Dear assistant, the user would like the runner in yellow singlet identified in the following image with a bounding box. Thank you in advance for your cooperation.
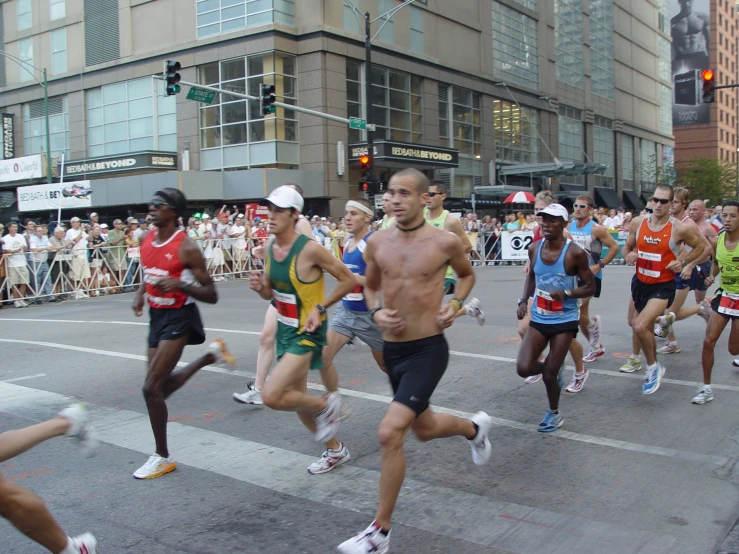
[424,181,485,325]
[380,191,394,229]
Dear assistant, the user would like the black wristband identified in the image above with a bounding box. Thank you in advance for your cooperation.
[369,307,383,321]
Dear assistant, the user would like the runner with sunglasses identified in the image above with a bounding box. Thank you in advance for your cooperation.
[132,188,235,479]
[424,181,485,324]
[566,196,621,393]
[621,185,709,393]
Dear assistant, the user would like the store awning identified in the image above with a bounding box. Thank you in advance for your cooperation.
[498,161,609,178]
[594,187,622,209]
[474,185,533,197]
[622,190,643,210]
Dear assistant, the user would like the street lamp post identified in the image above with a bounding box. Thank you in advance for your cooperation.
[0,51,53,183]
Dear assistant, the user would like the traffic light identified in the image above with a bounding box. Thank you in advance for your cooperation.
[260,84,276,115]
[359,154,372,192]
[164,60,181,96]
[702,69,715,103]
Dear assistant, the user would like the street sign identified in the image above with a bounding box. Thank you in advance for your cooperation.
[374,195,384,210]
[349,117,367,130]
[186,87,217,104]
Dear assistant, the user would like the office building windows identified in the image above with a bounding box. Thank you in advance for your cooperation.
[196,0,294,38]
[492,1,539,90]
[493,99,539,164]
[51,29,67,74]
[511,0,536,9]
[593,117,614,186]
[410,6,424,53]
[24,96,69,161]
[555,0,584,88]
[558,106,583,162]
[17,0,31,31]
[50,0,65,21]
[658,36,671,82]
[199,52,297,169]
[590,0,614,99]
[640,138,657,191]
[370,65,422,143]
[376,0,394,44]
[86,77,177,157]
[660,85,672,136]
[622,135,635,187]
[439,84,482,197]
[343,0,362,35]
[18,38,33,83]
[346,59,363,144]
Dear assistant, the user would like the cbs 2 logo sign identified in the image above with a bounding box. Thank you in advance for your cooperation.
[509,234,533,251]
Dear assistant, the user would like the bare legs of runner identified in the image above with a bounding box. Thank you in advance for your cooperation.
[0,406,98,554]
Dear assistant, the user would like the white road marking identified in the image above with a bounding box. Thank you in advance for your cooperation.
[1,373,47,383]
[0,380,677,554]
[0,337,728,467]
[2,317,738,392]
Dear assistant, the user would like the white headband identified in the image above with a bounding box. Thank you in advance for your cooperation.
[346,200,374,216]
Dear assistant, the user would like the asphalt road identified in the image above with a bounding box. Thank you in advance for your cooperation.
[1,265,738,554]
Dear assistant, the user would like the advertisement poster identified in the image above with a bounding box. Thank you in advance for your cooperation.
[501,231,535,261]
[671,0,710,126]
[17,181,92,212]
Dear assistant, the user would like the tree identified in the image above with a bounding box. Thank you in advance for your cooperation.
[674,157,739,205]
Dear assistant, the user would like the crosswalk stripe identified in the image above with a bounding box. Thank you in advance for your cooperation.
[0,380,677,554]
[0,337,729,467]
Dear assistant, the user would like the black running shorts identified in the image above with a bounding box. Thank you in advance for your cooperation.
[383,334,449,416]
[712,291,739,321]
[529,320,579,338]
[631,275,676,313]
[148,303,206,348]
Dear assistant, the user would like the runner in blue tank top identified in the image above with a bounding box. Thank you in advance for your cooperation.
[566,195,621,392]
[516,204,595,432]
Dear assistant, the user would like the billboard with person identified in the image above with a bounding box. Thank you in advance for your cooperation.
[671,0,710,126]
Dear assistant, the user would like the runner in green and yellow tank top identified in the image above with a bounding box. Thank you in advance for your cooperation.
[250,185,359,455]
[696,201,739,405]
[380,190,394,229]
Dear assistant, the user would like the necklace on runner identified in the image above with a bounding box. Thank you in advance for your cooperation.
[397,220,426,233]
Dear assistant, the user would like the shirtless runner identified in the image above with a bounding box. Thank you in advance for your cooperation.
[337,169,492,554]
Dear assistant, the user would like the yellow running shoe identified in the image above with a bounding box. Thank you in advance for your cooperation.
[133,454,177,479]
[209,339,236,368]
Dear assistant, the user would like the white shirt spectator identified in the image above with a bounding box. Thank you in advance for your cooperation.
[602,216,617,229]
[29,234,50,264]
[229,223,247,250]
[65,228,88,258]
[1,233,27,267]
[133,227,145,242]
[216,221,231,249]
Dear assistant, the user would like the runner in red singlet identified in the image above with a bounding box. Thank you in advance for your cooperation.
[622,184,708,394]
[132,188,235,480]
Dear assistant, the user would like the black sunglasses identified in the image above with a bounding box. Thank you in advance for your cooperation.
[649,197,670,205]
[150,199,173,209]
[428,192,443,197]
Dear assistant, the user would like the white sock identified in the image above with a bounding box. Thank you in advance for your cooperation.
[647,362,660,371]
[60,538,77,554]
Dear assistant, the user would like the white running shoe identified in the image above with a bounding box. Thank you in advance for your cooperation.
[314,392,341,443]
[587,314,602,344]
[232,383,263,405]
[691,385,714,404]
[468,411,493,465]
[307,442,350,475]
[14,300,25,308]
[698,299,711,323]
[619,356,642,373]
[656,313,675,338]
[207,339,236,368]
[582,343,605,362]
[133,454,177,480]
[68,532,99,554]
[733,359,739,368]
[337,521,390,554]
[524,374,542,384]
[657,341,680,354]
[58,404,99,457]
[565,369,589,393]
[465,298,485,326]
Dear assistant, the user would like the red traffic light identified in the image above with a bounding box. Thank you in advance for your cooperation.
[702,69,714,81]
[359,155,370,165]
[361,182,369,192]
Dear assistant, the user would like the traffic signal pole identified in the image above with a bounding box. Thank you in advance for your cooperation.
[364,11,375,187]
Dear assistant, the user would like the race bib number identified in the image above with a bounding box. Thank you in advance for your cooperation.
[343,283,364,302]
[637,250,662,278]
[718,292,739,317]
[535,289,563,316]
[273,291,299,327]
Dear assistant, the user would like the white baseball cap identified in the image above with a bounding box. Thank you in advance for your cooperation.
[260,185,304,212]
[536,204,568,221]
[202,213,210,219]
[70,216,80,222]
[90,212,98,218]
[100,223,109,228]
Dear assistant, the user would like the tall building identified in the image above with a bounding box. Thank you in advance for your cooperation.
[0,0,674,216]
[672,0,738,166]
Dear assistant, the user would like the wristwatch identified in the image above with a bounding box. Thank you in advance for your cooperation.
[598,260,605,269]
[564,289,572,297]
[316,304,327,315]
[681,259,687,268]
[516,297,527,306]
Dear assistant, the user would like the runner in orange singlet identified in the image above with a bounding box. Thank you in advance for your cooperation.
[622,184,708,394]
